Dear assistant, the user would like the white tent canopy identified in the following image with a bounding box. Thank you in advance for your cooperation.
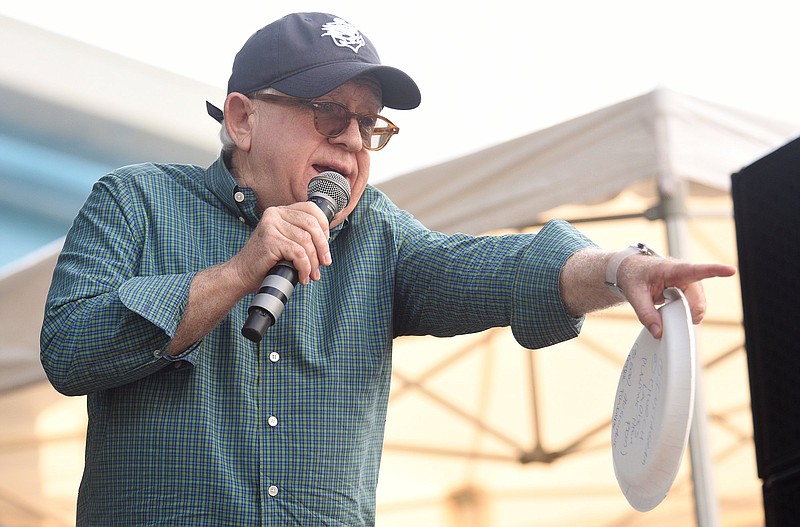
[0,239,62,394]
[377,88,797,235]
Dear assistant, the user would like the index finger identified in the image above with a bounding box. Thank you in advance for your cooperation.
[664,262,737,286]
[627,261,736,338]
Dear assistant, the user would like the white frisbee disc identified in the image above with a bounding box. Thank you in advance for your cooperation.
[611,287,696,512]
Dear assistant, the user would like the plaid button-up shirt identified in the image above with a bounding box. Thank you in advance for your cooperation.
[41,157,592,526]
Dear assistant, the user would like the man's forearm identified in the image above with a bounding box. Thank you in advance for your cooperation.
[166,262,251,356]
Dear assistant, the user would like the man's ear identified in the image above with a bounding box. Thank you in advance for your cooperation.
[224,93,254,152]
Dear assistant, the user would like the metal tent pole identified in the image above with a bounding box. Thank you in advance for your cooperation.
[660,180,720,527]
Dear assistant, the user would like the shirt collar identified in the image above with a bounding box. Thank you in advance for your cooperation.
[203,156,260,228]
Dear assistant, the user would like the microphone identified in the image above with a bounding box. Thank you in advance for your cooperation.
[241,171,351,343]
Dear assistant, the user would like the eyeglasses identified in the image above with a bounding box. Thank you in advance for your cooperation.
[251,93,399,151]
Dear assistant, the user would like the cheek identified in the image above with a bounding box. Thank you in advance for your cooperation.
[353,151,370,190]
[348,156,370,207]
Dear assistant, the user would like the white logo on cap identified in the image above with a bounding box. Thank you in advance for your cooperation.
[321,17,365,53]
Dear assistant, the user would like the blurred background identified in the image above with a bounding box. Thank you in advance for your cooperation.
[2,1,799,525]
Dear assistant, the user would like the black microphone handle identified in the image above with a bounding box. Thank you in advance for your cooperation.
[308,194,337,223]
[241,260,298,342]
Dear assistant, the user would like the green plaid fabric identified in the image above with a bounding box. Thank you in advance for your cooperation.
[41,158,594,526]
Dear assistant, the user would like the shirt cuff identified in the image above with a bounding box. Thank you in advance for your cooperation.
[154,340,200,370]
[511,219,596,349]
[118,273,195,337]
[118,272,201,367]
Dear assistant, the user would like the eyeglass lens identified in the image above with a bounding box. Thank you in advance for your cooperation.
[312,102,392,150]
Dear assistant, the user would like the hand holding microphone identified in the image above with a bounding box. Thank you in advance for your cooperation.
[241,171,351,342]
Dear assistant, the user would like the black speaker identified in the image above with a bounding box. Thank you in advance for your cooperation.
[732,134,800,524]
[763,466,800,526]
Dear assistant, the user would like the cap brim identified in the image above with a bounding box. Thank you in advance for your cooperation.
[271,62,421,110]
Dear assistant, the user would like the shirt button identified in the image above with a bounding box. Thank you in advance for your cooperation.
[153,349,163,358]
[268,485,279,497]
[234,191,245,203]
[269,351,280,363]
[268,415,278,427]
[238,216,246,223]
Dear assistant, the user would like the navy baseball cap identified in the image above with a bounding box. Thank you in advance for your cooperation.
[207,12,421,122]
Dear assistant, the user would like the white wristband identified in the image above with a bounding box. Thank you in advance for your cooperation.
[604,243,658,299]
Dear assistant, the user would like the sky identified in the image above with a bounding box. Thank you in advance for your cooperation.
[1,0,799,182]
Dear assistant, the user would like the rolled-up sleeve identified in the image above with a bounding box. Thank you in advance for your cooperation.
[40,173,197,396]
[393,210,596,347]
[510,219,595,349]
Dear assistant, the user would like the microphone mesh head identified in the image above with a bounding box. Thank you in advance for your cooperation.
[308,171,351,213]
